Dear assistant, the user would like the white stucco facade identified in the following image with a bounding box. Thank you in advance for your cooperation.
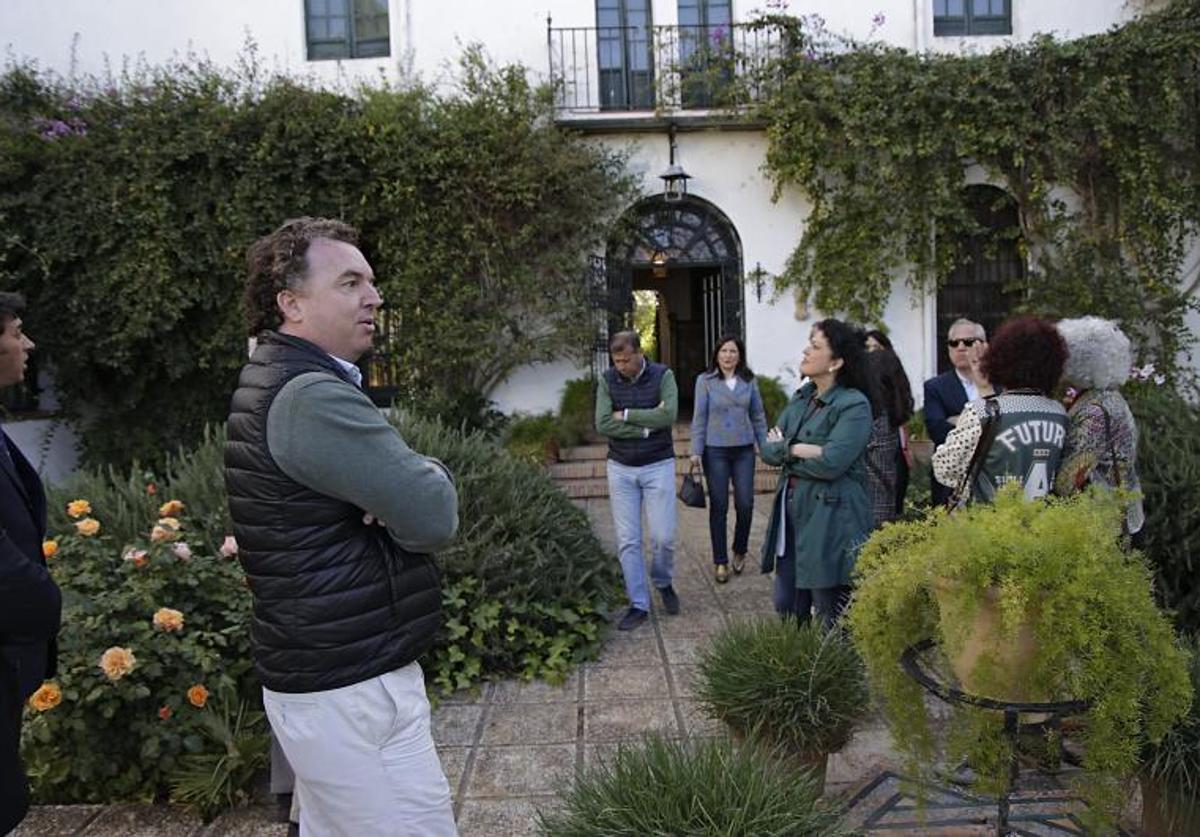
[1,0,1188,459]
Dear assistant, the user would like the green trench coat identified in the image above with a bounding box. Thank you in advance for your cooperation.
[759,382,873,590]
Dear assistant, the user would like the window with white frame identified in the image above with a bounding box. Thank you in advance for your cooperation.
[305,0,390,60]
[934,0,1011,36]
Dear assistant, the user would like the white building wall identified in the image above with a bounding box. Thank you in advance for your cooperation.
[3,1,1140,86]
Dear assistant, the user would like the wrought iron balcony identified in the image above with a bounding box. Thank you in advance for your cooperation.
[547,21,783,116]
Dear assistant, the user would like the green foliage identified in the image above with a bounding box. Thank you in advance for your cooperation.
[47,423,232,550]
[536,735,848,837]
[905,408,928,442]
[1127,378,1200,634]
[557,375,596,447]
[1143,635,1200,798]
[847,485,1194,828]
[0,49,636,468]
[24,500,254,803]
[756,374,789,425]
[503,412,562,464]
[388,408,619,696]
[168,691,270,822]
[753,1,1200,367]
[696,619,868,756]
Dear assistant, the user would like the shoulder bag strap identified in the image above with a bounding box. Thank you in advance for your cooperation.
[1096,401,1121,487]
[947,396,1002,511]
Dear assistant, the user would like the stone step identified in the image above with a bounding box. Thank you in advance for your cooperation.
[552,470,778,499]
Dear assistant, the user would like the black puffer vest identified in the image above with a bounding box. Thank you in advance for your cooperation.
[225,332,441,693]
[605,361,675,467]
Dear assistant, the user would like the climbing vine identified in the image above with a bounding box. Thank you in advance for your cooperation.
[753,0,1200,367]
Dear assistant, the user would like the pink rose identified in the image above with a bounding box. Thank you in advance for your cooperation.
[219,535,238,558]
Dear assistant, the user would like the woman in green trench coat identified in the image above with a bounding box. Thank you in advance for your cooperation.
[760,319,873,625]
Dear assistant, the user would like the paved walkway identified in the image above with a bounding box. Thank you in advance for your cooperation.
[16,501,901,836]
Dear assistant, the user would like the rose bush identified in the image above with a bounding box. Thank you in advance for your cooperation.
[22,499,257,803]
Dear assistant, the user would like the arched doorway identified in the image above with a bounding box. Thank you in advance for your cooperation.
[594,195,743,415]
[936,185,1024,374]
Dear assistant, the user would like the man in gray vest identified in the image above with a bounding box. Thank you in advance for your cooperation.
[595,331,681,631]
[225,218,459,836]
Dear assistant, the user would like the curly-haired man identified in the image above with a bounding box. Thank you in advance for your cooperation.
[225,218,459,836]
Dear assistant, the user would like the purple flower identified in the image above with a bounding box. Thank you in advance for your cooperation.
[872,12,886,27]
[709,25,727,43]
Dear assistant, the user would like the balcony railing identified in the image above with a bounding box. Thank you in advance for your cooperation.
[547,21,784,116]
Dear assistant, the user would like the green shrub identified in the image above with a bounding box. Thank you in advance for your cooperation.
[557,376,595,447]
[696,620,868,756]
[168,691,270,822]
[848,485,1193,828]
[24,498,255,803]
[0,52,635,469]
[756,374,789,426]
[1143,635,1200,805]
[536,735,848,837]
[905,408,928,441]
[47,423,233,551]
[503,412,561,464]
[388,408,621,694]
[1128,378,1200,634]
[29,414,619,804]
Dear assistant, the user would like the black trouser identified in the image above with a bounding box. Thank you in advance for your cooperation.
[702,444,756,564]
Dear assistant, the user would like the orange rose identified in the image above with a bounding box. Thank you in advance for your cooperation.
[42,540,58,559]
[150,525,176,543]
[158,499,185,517]
[74,518,101,537]
[66,499,92,518]
[158,705,172,721]
[152,607,184,632]
[187,684,209,708]
[98,646,137,681]
[28,682,62,712]
[122,548,148,566]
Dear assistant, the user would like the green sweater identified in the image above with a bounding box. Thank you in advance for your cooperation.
[266,372,458,554]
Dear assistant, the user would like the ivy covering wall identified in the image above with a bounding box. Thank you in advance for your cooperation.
[0,51,636,467]
[755,0,1200,366]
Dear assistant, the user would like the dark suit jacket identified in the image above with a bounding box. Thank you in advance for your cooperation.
[923,370,969,506]
[0,428,61,833]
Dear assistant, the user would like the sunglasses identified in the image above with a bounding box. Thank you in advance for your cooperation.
[946,338,980,348]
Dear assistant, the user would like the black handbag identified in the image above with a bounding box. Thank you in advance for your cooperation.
[678,463,706,508]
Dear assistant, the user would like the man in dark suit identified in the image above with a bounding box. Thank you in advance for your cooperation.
[923,318,989,506]
[0,292,61,834]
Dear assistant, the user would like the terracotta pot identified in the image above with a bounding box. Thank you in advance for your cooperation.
[932,577,1044,704]
[909,439,934,464]
[1140,774,1200,837]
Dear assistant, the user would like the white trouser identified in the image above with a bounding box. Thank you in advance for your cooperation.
[262,662,457,836]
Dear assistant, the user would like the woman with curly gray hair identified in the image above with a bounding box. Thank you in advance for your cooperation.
[1053,316,1144,538]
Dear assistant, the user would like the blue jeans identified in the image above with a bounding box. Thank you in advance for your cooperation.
[607,458,678,612]
[702,444,755,564]
[772,503,848,627]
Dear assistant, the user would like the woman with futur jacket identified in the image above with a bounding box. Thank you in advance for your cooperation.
[760,319,873,626]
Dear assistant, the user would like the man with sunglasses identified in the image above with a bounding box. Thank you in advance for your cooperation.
[923,319,992,506]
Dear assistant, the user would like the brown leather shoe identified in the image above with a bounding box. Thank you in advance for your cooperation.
[715,563,730,584]
[732,553,746,574]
